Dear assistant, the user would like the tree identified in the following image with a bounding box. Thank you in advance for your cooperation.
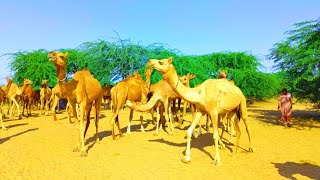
[269,18,320,105]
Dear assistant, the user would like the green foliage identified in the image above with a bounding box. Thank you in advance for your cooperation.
[7,49,57,89]
[269,18,320,104]
[7,37,283,100]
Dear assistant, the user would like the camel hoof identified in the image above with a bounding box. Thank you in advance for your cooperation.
[219,144,226,149]
[249,147,256,153]
[80,151,88,157]
[181,157,191,164]
[212,160,221,166]
[126,131,132,134]
[73,147,80,152]
[18,115,22,120]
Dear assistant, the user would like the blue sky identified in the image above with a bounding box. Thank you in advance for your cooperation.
[1,0,319,85]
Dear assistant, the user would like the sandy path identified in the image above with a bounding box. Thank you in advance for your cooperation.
[1,100,319,180]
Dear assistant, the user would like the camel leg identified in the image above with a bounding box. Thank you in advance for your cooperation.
[150,108,156,125]
[209,111,221,166]
[51,96,59,121]
[40,97,44,115]
[115,116,123,137]
[109,112,117,140]
[84,102,93,140]
[78,103,87,157]
[28,98,32,116]
[140,112,145,133]
[233,115,241,154]
[0,108,6,130]
[242,117,255,152]
[154,107,161,135]
[10,97,21,120]
[181,111,203,163]
[163,100,173,134]
[126,109,134,134]
[94,100,101,143]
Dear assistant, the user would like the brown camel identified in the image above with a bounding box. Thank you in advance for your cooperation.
[102,85,113,110]
[21,83,36,117]
[6,79,32,119]
[48,51,103,157]
[145,57,255,166]
[109,70,151,139]
[40,80,52,116]
[0,88,7,130]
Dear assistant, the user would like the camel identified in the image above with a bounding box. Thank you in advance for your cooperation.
[127,74,195,135]
[0,88,7,130]
[102,85,113,110]
[21,83,36,117]
[173,73,196,125]
[40,80,52,116]
[6,78,32,119]
[109,70,151,139]
[48,51,103,157]
[144,57,255,166]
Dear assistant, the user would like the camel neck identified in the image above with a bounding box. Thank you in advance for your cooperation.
[18,83,28,95]
[163,66,200,104]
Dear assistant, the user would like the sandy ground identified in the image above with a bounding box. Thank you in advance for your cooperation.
[1,99,320,180]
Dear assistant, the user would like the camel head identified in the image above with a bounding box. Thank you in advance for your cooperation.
[218,70,227,79]
[179,73,196,86]
[41,80,48,85]
[5,76,13,84]
[23,79,32,86]
[146,57,173,74]
[48,51,68,81]
[48,51,68,68]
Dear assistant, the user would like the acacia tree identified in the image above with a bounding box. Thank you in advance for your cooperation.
[269,18,320,105]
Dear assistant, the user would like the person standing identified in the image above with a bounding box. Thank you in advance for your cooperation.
[278,88,292,127]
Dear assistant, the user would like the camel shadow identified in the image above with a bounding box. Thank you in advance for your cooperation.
[272,161,320,180]
[0,128,39,144]
[250,109,320,130]
[6,123,28,129]
[149,133,215,161]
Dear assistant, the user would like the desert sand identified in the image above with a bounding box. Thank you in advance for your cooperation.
[1,99,319,180]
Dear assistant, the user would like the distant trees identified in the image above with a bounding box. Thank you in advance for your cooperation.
[269,18,320,105]
[7,37,283,100]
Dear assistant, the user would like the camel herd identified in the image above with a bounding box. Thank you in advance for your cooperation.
[0,51,255,166]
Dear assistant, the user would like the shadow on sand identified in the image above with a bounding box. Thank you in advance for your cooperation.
[0,128,39,144]
[250,109,320,130]
[149,133,216,161]
[272,161,320,180]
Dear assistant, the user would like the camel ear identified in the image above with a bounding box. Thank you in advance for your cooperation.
[167,57,173,64]
[64,52,68,58]
[190,74,196,79]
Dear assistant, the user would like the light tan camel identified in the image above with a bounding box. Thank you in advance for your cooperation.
[40,80,52,116]
[145,57,255,166]
[109,70,151,139]
[126,74,193,135]
[48,51,103,157]
[174,73,196,126]
[6,79,32,119]
[0,88,7,130]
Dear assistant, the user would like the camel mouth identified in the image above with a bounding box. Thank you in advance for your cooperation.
[48,57,56,61]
